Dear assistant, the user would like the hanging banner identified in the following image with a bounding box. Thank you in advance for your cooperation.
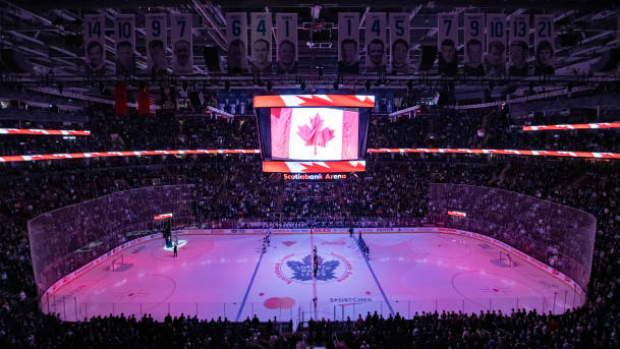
[250,13,272,74]
[338,12,360,74]
[365,13,387,73]
[145,14,168,76]
[84,14,106,75]
[389,13,410,74]
[486,14,507,76]
[534,14,555,75]
[464,13,484,76]
[171,13,193,74]
[509,14,530,76]
[114,14,135,75]
[275,13,297,74]
[226,12,248,74]
[437,13,458,75]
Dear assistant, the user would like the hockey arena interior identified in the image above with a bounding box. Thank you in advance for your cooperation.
[1,0,620,348]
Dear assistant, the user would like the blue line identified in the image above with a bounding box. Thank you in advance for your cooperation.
[356,239,395,316]
[235,250,265,322]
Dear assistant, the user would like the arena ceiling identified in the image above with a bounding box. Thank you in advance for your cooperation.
[0,0,619,106]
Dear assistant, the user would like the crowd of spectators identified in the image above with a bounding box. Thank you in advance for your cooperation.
[0,105,620,348]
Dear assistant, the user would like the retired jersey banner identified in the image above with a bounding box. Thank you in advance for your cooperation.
[437,13,458,75]
[389,13,410,74]
[145,14,168,75]
[250,13,272,74]
[84,14,106,75]
[114,14,135,75]
[464,13,484,76]
[486,14,507,76]
[365,13,387,73]
[275,13,297,74]
[338,12,360,74]
[226,12,248,74]
[276,13,297,74]
[171,13,193,74]
[509,14,530,76]
[534,14,555,75]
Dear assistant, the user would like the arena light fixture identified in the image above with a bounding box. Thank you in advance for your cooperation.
[522,121,620,131]
[366,148,620,159]
[0,128,91,136]
[2,147,620,163]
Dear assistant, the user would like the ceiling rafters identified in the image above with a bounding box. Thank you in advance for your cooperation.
[192,0,227,50]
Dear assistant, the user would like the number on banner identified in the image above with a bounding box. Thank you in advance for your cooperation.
[257,19,266,35]
[395,20,404,36]
[371,19,381,36]
[89,22,101,37]
[514,21,526,37]
[232,20,241,36]
[177,19,186,37]
[491,21,504,38]
[152,20,161,37]
[470,20,479,37]
[444,19,452,36]
[347,19,351,36]
[538,20,552,38]
[285,20,290,37]
[118,22,131,38]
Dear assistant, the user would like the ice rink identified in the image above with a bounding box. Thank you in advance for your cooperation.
[45,231,582,323]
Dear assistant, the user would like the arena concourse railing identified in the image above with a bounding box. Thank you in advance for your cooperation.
[428,183,597,295]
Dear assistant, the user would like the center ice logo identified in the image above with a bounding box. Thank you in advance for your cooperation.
[286,255,340,282]
[276,252,353,284]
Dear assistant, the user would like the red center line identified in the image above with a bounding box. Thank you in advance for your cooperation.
[310,231,318,320]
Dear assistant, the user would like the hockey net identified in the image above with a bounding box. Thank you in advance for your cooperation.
[111,255,124,271]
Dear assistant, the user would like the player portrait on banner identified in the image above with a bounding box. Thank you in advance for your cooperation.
[509,15,530,76]
[535,15,555,75]
[171,14,193,74]
[486,40,506,76]
[486,14,507,77]
[338,13,360,74]
[365,13,387,74]
[437,13,458,76]
[464,14,484,76]
[535,40,555,75]
[251,39,271,73]
[509,40,529,76]
[389,13,410,75]
[84,15,106,75]
[391,39,409,74]
[275,13,298,74]
[115,15,135,76]
[277,40,297,74]
[227,13,248,74]
[366,39,386,73]
[146,14,168,76]
[250,13,272,74]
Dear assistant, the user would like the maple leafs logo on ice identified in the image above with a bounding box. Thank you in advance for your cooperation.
[286,254,340,282]
[297,113,335,155]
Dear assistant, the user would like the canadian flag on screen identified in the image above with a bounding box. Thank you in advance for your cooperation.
[271,108,359,160]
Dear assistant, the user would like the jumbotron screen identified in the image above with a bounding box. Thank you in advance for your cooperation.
[255,95,374,173]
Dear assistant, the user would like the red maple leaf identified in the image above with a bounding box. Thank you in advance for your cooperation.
[297,113,335,155]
